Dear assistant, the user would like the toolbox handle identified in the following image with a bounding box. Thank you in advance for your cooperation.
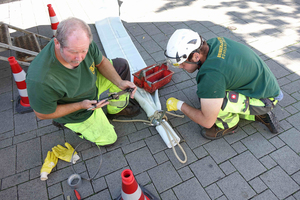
[138,64,158,79]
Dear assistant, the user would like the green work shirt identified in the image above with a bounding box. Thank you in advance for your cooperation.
[196,37,280,99]
[26,39,103,123]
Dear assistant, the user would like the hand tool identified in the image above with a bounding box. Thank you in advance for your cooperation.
[74,189,81,200]
[87,88,133,110]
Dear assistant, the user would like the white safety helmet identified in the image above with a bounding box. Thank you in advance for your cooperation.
[164,29,203,68]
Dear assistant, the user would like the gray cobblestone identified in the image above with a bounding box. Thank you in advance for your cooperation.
[122,140,146,154]
[105,168,126,199]
[0,187,17,200]
[173,177,210,200]
[0,92,13,112]
[177,166,193,181]
[85,189,111,200]
[48,183,62,199]
[260,166,300,199]
[249,177,268,194]
[0,137,12,149]
[161,189,178,200]
[17,138,41,173]
[18,178,48,200]
[251,189,278,200]
[153,151,169,164]
[231,141,247,154]
[219,161,236,175]
[2,0,300,199]
[126,147,157,174]
[0,109,14,134]
[127,128,152,143]
[270,146,300,175]
[13,130,36,144]
[1,170,29,189]
[292,171,300,185]
[217,172,255,200]
[91,177,107,193]
[231,151,266,181]
[205,183,223,200]
[135,171,151,186]
[241,133,276,158]
[145,134,168,154]
[148,161,181,193]
[203,138,237,164]
[279,128,300,153]
[259,155,278,169]
[14,112,37,135]
[224,127,248,144]
[190,156,225,187]
[193,146,208,159]
[269,136,286,149]
[177,121,208,149]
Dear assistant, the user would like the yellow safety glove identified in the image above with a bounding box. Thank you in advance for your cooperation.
[40,151,58,181]
[52,142,80,164]
[166,97,184,111]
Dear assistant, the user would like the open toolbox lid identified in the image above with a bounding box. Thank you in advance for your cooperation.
[133,63,174,93]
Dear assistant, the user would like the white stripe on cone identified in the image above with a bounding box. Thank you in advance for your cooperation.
[50,16,59,24]
[121,185,146,200]
[12,70,26,82]
[18,88,28,97]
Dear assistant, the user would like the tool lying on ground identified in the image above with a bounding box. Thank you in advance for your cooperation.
[87,88,134,110]
[74,190,81,200]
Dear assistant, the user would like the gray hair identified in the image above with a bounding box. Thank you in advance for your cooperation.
[55,17,93,48]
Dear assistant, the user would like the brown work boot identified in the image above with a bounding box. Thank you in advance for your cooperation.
[201,124,238,140]
[255,111,279,133]
[107,104,140,119]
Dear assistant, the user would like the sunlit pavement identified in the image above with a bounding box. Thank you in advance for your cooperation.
[1,0,300,199]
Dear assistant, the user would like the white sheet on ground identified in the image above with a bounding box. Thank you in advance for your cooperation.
[95,2,180,149]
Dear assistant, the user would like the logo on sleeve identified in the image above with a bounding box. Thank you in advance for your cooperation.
[89,62,95,74]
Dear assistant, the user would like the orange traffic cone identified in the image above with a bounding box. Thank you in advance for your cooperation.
[8,57,33,114]
[115,169,158,200]
[47,4,59,37]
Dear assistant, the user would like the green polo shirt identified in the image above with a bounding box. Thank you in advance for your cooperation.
[196,37,280,99]
[26,40,103,123]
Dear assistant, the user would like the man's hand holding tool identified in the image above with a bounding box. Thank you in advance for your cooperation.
[87,88,134,111]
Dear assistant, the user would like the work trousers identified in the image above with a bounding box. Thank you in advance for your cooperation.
[215,91,278,129]
[65,58,131,146]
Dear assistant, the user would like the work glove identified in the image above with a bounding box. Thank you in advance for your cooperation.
[40,151,58,181]
[52,142,80,164]
[166,97,184,111]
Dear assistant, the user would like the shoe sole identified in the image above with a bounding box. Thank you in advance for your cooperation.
[200,125,239,140]
[256,111,279,134]
[265,111,279,134]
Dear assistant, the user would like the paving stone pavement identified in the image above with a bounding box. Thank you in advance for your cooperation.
[0,0,300,199]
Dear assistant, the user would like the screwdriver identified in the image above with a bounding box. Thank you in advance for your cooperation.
[74,189,81,200]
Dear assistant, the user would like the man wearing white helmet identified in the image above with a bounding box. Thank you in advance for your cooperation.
[165,29,283,140]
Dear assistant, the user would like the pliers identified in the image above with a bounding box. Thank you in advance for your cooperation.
[87,88,134,111]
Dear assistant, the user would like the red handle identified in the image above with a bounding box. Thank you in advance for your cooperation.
[74,189,81,200]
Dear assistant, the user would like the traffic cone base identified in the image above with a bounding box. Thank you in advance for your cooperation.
[16,96,33,114]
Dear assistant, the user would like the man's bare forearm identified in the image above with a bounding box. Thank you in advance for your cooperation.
[34,102,83,120]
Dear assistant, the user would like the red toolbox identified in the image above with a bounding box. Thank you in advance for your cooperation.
[133,63,174,93]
